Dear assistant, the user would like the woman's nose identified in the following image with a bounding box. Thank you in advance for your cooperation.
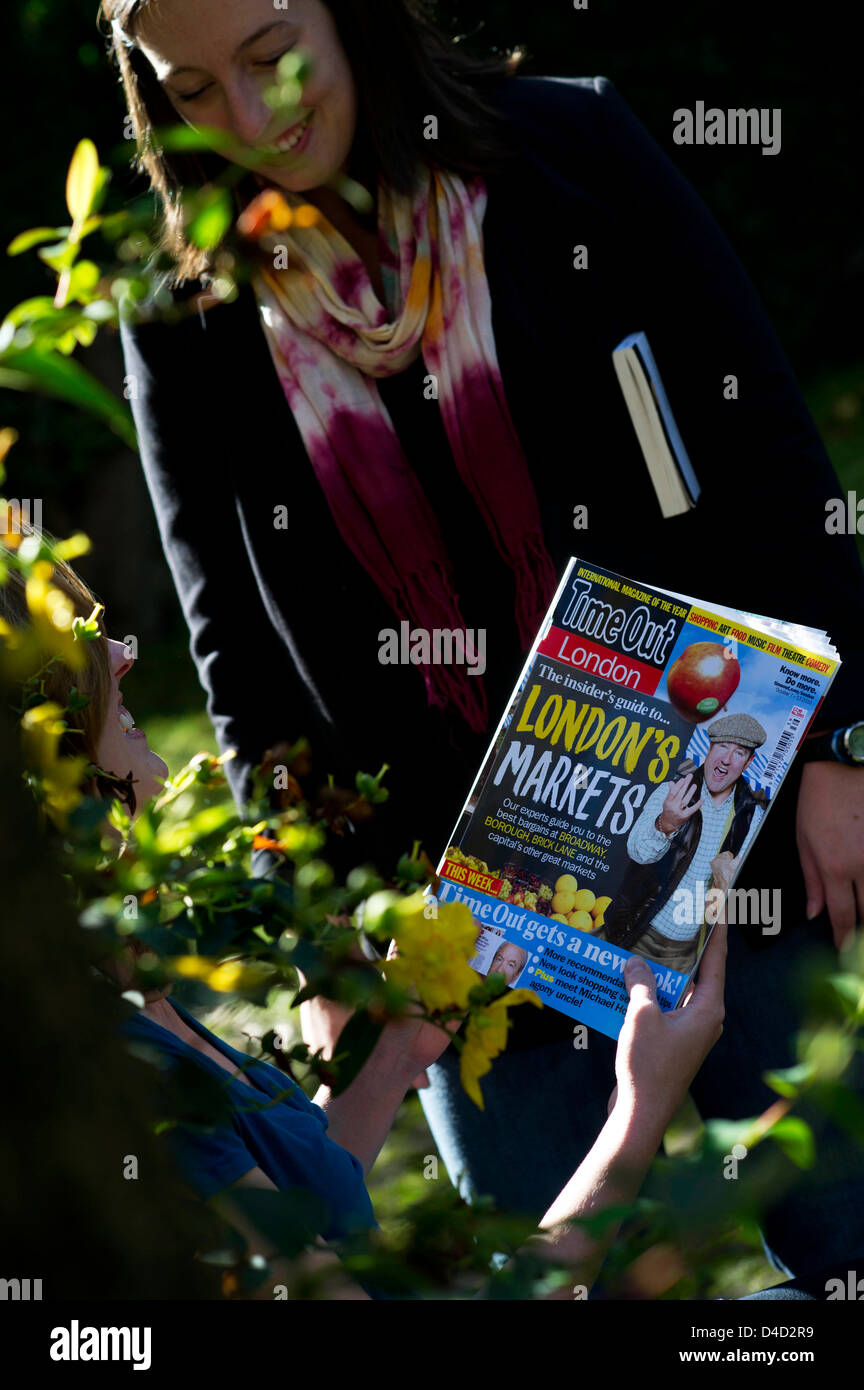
[107,637,135,681]
[223,75,276,147]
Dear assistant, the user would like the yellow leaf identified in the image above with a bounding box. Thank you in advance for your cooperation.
[66,140,100,228]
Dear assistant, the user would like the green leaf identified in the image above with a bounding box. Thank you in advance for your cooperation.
[328,1009,384,1097]
[0,345,137,449]
[7,227,65,257]
[223,1187,331,1260]
[66,139,100,227]
[67,260,101,301]
[763,1060,813,1098]
[153,123,237,154]
[156,801,238,854]
[37,240,78,273]
[702,1117,755,1156]
[2,297,58,329]
[827,972,864,1019]
[82,299,117,325]
[187,189,233,251]
[767,1116,815,1170]
[810,1080,864,1146]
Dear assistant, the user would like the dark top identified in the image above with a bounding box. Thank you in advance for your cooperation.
[120,75,864,1050]
[121,997,375,1237]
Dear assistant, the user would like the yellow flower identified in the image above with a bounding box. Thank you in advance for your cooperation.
[385,893,479,1012]
[25,562,85,670]
[170,957,272,993]
[459,988,543,1110]
[21,701,87,828]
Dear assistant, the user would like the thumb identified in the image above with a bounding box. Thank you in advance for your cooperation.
[623,954,658,1006]
[798,836,825,922]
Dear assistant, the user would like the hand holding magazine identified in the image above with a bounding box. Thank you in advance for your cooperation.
[435,557,840,1040]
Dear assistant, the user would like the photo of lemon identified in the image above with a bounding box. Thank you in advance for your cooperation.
[554,873,579,894]
[551,890,577,915]
[572,888,596,913]
[550,913,569,924]
[568,909,594,931]
[592,895,612,929]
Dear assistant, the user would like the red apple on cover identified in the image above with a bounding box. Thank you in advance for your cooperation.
[666,642,741,722]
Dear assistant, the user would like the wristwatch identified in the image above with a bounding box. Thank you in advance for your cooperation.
[801,721,864,765]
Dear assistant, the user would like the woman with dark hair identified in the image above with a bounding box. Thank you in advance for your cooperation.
[105,0,864,1283]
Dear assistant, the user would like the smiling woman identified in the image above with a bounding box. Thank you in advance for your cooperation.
[99,0,520,282]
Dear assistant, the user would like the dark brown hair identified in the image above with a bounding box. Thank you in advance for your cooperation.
[98,0,523,284]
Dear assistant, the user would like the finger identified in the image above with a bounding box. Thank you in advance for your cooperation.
[682,797,704,819]
[623,954,658,1008]
[797,836,825,923]
[411,1071,430,1089]
[673,775,693,802]
[692,920,728,1006]
[824,875,857,951]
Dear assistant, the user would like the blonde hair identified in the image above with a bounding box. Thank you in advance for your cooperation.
[0,526,137,809]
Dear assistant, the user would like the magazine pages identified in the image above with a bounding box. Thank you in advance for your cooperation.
[434,557,841,1039]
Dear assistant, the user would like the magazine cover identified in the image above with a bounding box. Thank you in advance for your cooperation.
[436,558,841,1039]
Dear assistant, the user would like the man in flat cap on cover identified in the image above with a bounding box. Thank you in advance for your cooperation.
[600,713,768,974]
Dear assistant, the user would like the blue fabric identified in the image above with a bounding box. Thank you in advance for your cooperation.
[121,999,375,1242]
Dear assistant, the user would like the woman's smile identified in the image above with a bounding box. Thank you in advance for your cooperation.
[262,109,314,157]
[118,696,146,741]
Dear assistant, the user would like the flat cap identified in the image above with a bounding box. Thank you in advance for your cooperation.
[707,712,767,749]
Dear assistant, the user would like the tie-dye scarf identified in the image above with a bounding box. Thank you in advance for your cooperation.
[245,168,557,733]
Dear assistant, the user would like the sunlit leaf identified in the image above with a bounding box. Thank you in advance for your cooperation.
[763,1060,813,1098]
[8,227,65,257]
[767,1115,815,1170]
[66,139,100,227]
[67,260,101,300]
[186,189,233,250]
[328,1009,384,1096]
[0,346,137,448]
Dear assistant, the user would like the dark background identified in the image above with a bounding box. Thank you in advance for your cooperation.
[3,0,863,732]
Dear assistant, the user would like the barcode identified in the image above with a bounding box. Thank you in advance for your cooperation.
[763,705,807,784]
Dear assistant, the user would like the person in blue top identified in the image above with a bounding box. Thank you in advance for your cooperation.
[3,529,734,1300]
[121,997,377,1237]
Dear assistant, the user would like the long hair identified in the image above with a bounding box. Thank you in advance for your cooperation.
[0,525,139,814]
[98,0,524,284]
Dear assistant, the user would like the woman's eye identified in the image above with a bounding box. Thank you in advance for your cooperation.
[257,48,295,68]
[176,85,211,103]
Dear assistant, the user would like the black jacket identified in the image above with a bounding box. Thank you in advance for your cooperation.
[120,75,864,1045]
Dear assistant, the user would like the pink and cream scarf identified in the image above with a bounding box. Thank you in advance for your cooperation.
[244,167,557,733]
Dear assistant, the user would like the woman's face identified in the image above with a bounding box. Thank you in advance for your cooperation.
[134,0,358,192]
[94,638,168,812]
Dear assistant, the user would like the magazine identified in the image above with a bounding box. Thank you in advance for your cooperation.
[435,557,841,1039]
